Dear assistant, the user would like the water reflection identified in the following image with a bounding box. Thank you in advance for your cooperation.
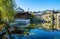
[2,29,60,39]
[28,29,60,39]
[11,29,60,39]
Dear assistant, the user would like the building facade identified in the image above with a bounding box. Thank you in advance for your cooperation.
[56,13,60,30]
[41,10,53,30]
[41,10,60,30]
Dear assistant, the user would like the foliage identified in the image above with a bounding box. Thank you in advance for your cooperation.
[0,0,16,22]
[27,24,36,29]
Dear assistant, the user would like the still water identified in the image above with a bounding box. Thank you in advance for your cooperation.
[12,29,60,39]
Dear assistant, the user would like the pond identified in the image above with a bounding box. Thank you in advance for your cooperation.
[11,29,60,39]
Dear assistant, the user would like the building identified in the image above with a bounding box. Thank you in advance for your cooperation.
[55,12,60,30]
[41,10,60,30]
[56,13,60,30]
[15,12,30,19]
[9,7,30,27]
[40,10,53,30]
[51,10,60,30]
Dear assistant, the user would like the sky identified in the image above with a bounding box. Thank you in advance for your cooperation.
[15,0,60,11]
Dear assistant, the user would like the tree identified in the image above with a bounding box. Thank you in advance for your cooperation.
[0,0,16,39]
[0,0,16,22]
